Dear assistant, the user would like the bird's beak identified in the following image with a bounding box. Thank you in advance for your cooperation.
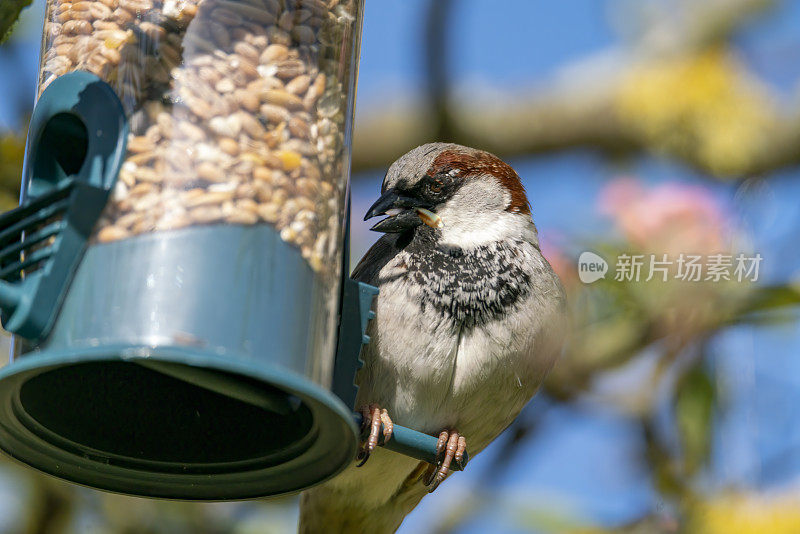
[364,189,440,233]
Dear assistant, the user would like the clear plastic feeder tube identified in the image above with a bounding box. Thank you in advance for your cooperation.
[39,0,361,275]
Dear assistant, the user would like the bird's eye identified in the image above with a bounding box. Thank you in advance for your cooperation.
[429,178,443,193]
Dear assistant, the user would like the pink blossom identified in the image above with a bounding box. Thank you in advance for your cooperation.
[599,177,728,255]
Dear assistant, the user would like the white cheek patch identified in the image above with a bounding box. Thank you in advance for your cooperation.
[440,212,522,247]
[434,178,537,247]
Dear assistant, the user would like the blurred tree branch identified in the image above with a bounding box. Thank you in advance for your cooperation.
[615,0,776,53]
[353,50,800,178]
[353,0,798,179]
[424,0,456,142]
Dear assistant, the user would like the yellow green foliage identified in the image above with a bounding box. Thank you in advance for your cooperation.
[0,0,32,43]
[617,48,773,177]
[689,493,800,534]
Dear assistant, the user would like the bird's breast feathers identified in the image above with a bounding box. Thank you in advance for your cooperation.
[355,234,564,447]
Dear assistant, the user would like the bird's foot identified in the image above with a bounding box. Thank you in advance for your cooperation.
[424,429,467,493]
[356,403,393,467]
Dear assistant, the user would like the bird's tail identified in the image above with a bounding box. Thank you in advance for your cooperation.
[298,462,432,534]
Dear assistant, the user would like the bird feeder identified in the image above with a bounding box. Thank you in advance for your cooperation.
[0,0,464,500]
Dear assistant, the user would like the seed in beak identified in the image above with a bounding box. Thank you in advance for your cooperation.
[415,208,442,228]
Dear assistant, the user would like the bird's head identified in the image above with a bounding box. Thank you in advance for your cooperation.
[365,143,536,248]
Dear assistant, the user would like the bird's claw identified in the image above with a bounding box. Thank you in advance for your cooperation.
[424,429,466,493]
[356,403,393,467]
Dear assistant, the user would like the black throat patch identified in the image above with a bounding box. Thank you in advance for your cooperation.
[398,227,533,328]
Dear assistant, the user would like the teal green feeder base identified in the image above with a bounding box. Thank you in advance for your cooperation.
[0,345,358,500]
[0,223,364,500]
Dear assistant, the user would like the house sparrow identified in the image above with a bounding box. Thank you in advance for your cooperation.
[299,143,566,533]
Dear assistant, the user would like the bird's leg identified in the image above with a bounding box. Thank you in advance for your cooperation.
[356,403,393,467]
[424,429,467,493]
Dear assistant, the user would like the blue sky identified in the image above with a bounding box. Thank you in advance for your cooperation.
[2,1,800,532]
